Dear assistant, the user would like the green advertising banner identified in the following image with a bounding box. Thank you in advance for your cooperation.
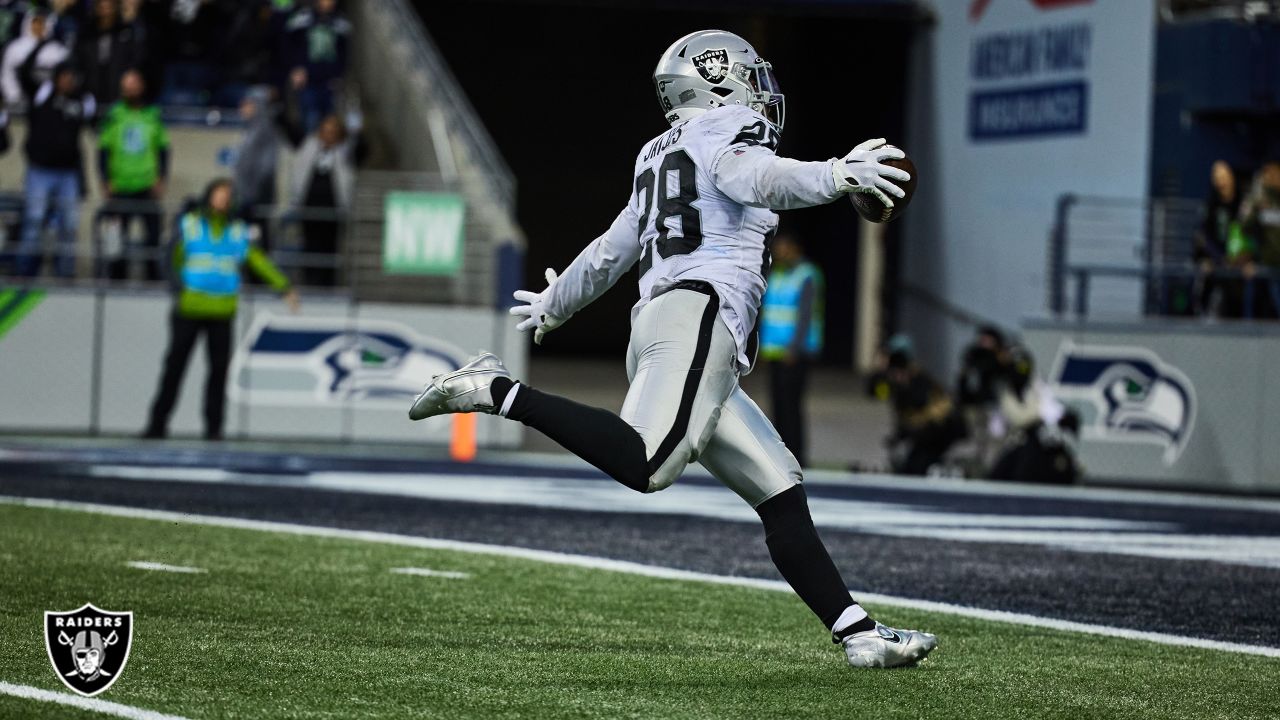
[383,191,465,276]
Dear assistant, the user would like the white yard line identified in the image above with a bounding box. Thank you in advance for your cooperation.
[0,681,192,720]
[125,561,207,574]
[2,495,1278,659]
[390,567,471,579]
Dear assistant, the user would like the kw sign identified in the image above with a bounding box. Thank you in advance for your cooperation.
[383,191,465,276]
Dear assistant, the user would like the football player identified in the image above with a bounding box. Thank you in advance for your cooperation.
[410,29,937,669]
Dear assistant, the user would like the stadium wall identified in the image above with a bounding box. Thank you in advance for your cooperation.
[903,0,1157,377]
[1023,320,1280,493]
[0,288,525,447]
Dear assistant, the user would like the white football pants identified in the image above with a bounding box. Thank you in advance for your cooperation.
[621,286,802,506]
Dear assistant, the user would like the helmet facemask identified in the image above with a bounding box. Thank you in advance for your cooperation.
[736,60,784,131]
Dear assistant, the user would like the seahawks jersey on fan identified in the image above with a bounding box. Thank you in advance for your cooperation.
[545,104,840,371]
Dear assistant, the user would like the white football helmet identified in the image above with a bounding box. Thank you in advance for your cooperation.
[654,30,784,131]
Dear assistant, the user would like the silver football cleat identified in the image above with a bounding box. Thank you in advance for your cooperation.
[408,351,510,420]
[840,623,938,669]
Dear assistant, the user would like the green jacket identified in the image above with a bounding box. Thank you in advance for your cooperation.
[172,211,290,320]
[99,102,169,194]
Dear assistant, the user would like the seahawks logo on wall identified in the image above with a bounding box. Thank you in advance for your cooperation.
[227,314,468,407]
[692,48,730,84]
[1047,342,1196,465]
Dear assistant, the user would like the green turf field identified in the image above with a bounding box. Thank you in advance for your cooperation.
[1,503,1276,720]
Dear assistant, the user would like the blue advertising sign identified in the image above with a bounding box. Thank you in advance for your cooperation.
[969,81,1087,140]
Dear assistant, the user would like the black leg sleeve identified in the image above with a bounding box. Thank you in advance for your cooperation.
[756,484,857,630]
[500,380,651,492]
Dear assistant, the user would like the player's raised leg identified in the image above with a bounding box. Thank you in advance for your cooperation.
[699,387,938,668]
[409,284,736,494]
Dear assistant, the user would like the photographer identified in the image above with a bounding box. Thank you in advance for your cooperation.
[954,325,1006,470]
[987,345,1079,485]
[872,337,966,476]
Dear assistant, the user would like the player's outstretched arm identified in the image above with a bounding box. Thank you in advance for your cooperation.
[713,135,909,211]
[509,205,641,345]
[714,144,840,210]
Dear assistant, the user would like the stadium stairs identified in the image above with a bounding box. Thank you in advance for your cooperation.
[348,0,524,308]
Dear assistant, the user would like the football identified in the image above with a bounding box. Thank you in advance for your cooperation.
[849,151,917,223]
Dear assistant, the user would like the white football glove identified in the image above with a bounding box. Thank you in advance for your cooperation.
[831,138,910,208]
[509,267,567,345]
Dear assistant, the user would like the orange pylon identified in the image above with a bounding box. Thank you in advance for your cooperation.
[450,412,477,462]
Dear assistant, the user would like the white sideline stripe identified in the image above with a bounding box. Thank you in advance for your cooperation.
[125,561,207,574]
[3,495,1278,659]
[0,681,191,720]
[79,464,1280,569]
[390,567,470,579]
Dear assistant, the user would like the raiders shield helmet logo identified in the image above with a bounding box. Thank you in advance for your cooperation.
[44,603,134,697]
[691,48,731,84]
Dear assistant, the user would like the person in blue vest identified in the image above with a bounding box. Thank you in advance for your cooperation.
[759,232,823,467]
[143,178,299,440]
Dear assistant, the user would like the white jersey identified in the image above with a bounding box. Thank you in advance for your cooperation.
[545,105,841,371]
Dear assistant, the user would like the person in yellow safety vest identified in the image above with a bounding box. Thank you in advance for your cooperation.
[143,178,300,440]
[759,232,823,467]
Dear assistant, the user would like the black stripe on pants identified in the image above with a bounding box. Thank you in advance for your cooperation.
[647,291,719,475]
[505,290,719,492]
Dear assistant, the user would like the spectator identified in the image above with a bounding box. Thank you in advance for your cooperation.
[48,0,80,48]
[231,85,284,251]
[0,0,30,50]
[1241,160,1280,318]
[258,0,297,91]
[987,346,1078,484]
[285,0,349,131]
[220,1,278,101]
[288,110,361,286]
[874,336,966,476]
[143,178,299,441]
[15,61,96,278]
[954,324,1005,472]
[74,0,145,106]
[1194,161,1242,317]
[157,0,232,105]
[118,0,149,74]
[2,9,71,109]
[119,0,141,26]
[759,231,823,467]
[97,67,168,280]
[0,106,9,156]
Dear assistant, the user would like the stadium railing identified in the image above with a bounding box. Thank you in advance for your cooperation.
[0,194,349,288]
[0,167,519,306]
[1045,193,1236,318]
